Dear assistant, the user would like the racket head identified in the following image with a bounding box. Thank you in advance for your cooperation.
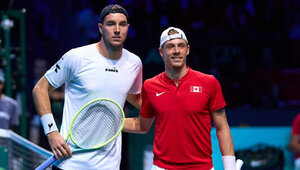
[68,98,125,149]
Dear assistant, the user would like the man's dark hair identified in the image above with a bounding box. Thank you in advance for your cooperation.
[168,29,179,36]
[100,4,129,23]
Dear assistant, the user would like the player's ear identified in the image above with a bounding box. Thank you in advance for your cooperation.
[186,45,190,56]
[98,23,103,34]
[159,47,163,57]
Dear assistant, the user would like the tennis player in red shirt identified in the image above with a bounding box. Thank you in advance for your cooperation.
[124,27,237,170]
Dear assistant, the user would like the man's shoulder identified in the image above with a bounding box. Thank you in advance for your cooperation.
[144,73,163,85]
[122,48,141,63]
[190,69,216,81]
[190,69,211,77]
[295,113,300,122]
[62,43,97,62]
[1,95,18,106]
[69,43,96,54]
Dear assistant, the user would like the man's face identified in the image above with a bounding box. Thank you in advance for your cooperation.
[159,38,190,69]
[99,13,129,48]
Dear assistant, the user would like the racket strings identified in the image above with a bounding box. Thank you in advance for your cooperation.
[71,100,123,149]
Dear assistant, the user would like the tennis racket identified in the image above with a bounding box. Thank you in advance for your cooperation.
[35,98,125,170]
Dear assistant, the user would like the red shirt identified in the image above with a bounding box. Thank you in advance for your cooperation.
[292,113,300,159]
[140,68,226,170]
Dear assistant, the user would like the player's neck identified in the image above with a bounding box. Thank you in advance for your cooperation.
[97,41,122,60]
[165,66,188,86]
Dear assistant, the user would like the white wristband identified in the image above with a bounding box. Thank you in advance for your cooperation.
[40,113,58,135]
[236,159,244,170]
[222,156,236,170]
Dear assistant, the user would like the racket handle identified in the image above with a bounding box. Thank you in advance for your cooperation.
[236,159,244,170]
[35,155,56,170]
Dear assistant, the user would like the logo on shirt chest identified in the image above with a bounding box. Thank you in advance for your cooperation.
[156,92,165,96]
[105,66,118,73]
[190,86,202,93]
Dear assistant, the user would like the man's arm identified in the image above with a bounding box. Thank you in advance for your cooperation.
[125,92,155,133]
[212,108,236,170]
[32,76,55,117]
[32,76,71,160]
[123,116,154,134]
[126,93,142,109]
[290,134,300,154]
[212,108,235,155]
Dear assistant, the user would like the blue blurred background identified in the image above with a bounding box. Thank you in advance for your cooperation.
[1,0,300,169]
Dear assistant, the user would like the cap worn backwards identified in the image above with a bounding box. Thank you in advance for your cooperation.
[160,27,188,48]
[100,4,129,23]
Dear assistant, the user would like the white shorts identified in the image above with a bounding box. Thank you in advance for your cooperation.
[151,164,215,170]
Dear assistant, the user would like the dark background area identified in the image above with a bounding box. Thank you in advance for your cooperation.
[1,0,300,129]
[1,0,299,109]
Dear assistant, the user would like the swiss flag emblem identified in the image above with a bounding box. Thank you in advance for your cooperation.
[190,86,202,93]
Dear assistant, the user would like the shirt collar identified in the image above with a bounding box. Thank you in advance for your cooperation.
[161,66,192,84]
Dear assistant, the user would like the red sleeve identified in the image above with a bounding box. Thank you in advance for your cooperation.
[140,82,155,118]
[209,76,226,113]
[292,113,300,135]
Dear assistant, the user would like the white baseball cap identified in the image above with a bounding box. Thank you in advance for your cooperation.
[160,27,188,47]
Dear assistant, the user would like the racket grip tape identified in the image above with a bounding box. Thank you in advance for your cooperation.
[35,155,56,170]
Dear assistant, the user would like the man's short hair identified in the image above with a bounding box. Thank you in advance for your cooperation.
[100,4,129,23]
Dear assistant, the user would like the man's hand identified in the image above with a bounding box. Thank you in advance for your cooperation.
[47,131,72,160]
